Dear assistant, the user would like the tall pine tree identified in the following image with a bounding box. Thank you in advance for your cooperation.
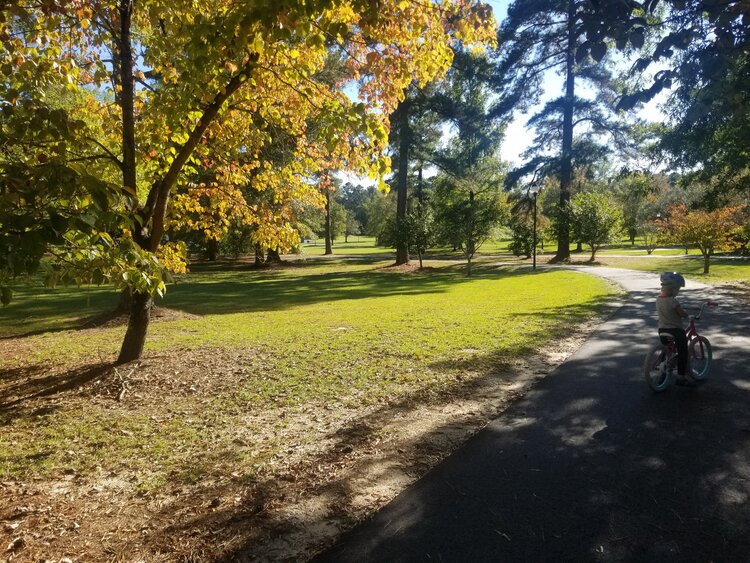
[498,0,629,261]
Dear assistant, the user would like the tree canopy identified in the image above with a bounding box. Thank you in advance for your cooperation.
[0,0,496,361]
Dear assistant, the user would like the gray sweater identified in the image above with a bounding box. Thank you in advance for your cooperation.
[657,296,685,330]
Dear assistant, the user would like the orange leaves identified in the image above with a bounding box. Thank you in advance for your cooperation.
[169,180,254,241]
[665,203,747,254]
[345,0,496,113]
[6,0,498,284]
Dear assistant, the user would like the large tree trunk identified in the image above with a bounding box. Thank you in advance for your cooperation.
[552,0,576,263]
[117,292,152,364]
[395,101,410,265]
[703,252,710,274]
[324,190,333,255]
[115,1,143,363]
[266,248,282,263]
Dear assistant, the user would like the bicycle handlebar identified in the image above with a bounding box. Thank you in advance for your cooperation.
[695,300,718,321]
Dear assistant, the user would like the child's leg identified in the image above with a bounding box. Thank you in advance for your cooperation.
[659,328,689,376]
[674,330,688,376]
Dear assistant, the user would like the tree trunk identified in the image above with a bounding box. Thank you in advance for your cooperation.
[206,238,219,261]
[552,0,576,263]
[590,247,597,262]
[703,252,710,274]
[466,190,475,276]
[417,165,424,204]
[114,3,261,363]
[117,292,152,364]
[114,1,146,365]
[267,248,282,263]
[117,0,137,204]
[630,229,636,245]
[576,241,582,253]
[418,250,423,269]
[324,190,333,255]
[254,244,265,267]
[395,100,410,265]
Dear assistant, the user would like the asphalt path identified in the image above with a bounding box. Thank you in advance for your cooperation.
[314,267,750,563]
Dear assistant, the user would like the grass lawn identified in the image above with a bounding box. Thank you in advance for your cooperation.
[0,257,618,559]
[299,236,394,256]
[0,260,616,552]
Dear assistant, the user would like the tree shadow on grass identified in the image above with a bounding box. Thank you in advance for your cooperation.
[0,260,502,337]
[150,264,526,316]
[0,361,112,418]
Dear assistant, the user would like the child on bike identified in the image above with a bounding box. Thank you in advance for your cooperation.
[656,271,693,385]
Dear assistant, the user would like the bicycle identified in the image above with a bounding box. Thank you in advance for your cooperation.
[643,300,717,392]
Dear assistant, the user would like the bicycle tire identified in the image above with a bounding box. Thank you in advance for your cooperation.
[689,335,712,381]
[644,343,672,392]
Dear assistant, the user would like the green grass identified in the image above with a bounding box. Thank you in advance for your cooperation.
[299,236,395,256]
[2,235,746,339]
[0,260,617,485]
[0,281,119,336]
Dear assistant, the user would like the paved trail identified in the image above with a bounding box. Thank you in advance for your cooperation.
[314,267,750,562]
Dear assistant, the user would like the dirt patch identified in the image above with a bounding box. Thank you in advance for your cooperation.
[77,306,200,331]
[376,262,422,273]
[0,304,618,562]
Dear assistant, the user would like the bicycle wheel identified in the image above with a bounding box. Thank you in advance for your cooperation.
[644,343,672,392]
[689,336,712,381]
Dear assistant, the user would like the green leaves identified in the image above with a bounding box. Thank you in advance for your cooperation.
[590,42,607,62]
[569,191,623,259]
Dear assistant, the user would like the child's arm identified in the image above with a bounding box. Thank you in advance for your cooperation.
[675,300,690,319]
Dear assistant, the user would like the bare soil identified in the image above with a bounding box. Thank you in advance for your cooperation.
[0,304,618,563]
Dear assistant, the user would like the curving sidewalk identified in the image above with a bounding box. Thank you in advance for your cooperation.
[315,266,750,562]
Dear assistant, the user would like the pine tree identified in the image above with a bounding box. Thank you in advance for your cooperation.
[498,0,629,261]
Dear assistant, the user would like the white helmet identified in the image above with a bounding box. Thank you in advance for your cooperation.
[660,272,685,288]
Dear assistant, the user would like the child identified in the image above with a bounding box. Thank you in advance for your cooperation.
[656,272,693,385]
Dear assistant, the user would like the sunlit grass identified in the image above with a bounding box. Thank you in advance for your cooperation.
[299,236,394,256]
[1,261,617,485]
